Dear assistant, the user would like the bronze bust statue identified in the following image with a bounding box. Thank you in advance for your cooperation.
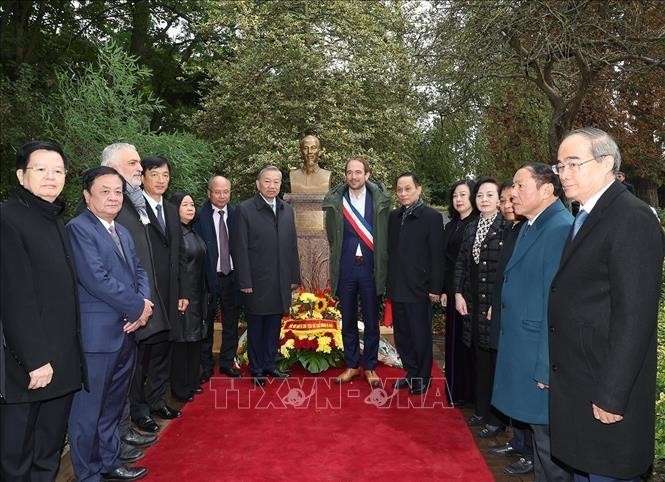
[290,135,331,193]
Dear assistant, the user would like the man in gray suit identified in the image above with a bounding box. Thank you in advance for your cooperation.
[231,166,301,386]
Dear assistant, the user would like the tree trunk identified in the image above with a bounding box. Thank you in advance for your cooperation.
[129,0,150,60]
[548,105,576,164]
[633,177,659,208]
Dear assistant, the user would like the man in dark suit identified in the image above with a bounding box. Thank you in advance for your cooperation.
[125,156,186,431]
[0,141,86,481]
[193,175,241,381]
[549,128,665,482]
[67,166,152,482]
[386,172,444,395]
[231,166,301,386]
[322,157,391,387]
[491,163,573,481]
[100,144,160,452]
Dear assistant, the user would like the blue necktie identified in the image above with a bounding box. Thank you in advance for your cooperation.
[572,209,588,239]
[155,204,166,233]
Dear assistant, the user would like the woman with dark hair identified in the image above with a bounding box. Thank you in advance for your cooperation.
[441,179,477,405]
[454,177,509,438]
[169,192,208,402]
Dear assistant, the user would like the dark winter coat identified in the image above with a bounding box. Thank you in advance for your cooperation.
[0,187,85,403]
[231,194,301,315]
[453,213,509,350]
[387,203,445,302]
[549,182,665,478]
[171,224,208,342]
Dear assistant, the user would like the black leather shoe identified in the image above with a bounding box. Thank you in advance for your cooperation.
[199,371,212,384]
[119,444,143,463]
[121,428,157,447]
[504,457,534,475]
[194,386,203,394]
[219,366,242,378]
[264,368,291,378]
[409,379,431,395]
[252,377,266,387]
[479,424,505,438]
[134,416,160,433]
[172,394,194,403]
[393,378,410,390]
[101,465,148,481]
[265,369,290,378]
[467,414,486,427]
[488,442,517,457]
[152,405,181,420]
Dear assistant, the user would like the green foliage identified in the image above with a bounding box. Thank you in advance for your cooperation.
[0,64,51,199]
[193,0,422,200]
[38,41,215,211]
[655,267,665,464]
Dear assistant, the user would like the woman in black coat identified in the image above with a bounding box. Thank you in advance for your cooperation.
[0,141,85,480]
[169,192,208,402]
[454,177,509,437]
[441,179,477,405]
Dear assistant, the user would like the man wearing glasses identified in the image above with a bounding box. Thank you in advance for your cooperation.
[491,162,573,481]
[548,128,665,482]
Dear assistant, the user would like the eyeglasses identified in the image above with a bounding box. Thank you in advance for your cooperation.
[25,166,67,177]
[551,156,605,175]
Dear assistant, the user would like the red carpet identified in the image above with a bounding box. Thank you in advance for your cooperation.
[141,364,493,481]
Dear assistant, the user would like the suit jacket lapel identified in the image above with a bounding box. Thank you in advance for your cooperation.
[202,202,219,260]
[85,210,130,267]
[144,197,169,243]
[558,181,625,271]
[505,200,563,272]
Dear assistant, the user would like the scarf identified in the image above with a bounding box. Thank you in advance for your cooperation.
[472,213,497,264]
[401,197,424,225]
[125,183,149,221]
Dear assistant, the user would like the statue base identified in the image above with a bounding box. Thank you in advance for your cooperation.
[284,193,330,292]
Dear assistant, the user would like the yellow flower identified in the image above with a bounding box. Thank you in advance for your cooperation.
[299,292,318,303]
[311,311,323,320]
[280,339,295,358]
[317,336,332,353]
[314,298,328,313]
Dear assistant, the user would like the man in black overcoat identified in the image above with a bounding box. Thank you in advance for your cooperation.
[549,128,665,481]
[231,165,301,386]
[386,172,444,395]
[0,141,85,480]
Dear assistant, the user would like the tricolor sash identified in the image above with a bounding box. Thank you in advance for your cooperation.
[342,192,374,251]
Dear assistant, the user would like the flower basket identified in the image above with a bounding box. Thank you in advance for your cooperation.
[277,289,344,374]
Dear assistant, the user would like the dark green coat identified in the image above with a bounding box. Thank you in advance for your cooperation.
[322,180,391,295]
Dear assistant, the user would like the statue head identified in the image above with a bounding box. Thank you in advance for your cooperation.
[299,135,321,174]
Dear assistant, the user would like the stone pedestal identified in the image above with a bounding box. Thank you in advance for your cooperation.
[284,192,330,292]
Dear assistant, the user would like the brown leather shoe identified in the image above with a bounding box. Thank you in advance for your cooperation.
[364,369,380,388]
[335,368,360,384]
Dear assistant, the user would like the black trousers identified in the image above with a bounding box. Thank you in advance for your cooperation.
[245,313,282,375]
[0,392,74,481]
[472,345,504,427]
[392,300,433,383]
[129,339,172,420]
[170,341,202,399]
[531,423,573,482]
[201,271,240,374]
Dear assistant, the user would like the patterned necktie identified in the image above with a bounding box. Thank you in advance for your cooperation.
[218,209,231,275]
[155,204,166,233]
[572,209,588,239]
[108,225,126,262]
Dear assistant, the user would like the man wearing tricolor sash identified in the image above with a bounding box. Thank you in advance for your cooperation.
[322,157,391,387]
